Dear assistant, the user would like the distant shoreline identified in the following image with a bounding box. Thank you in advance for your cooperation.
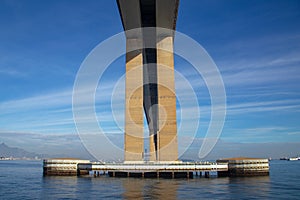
[0,157,41,161]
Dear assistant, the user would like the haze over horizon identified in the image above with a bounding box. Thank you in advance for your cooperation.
[0,0,299,160]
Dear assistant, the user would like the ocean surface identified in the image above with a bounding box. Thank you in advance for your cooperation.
[0,160,299,199]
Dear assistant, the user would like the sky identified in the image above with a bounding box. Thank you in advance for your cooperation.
[0,0,299,160]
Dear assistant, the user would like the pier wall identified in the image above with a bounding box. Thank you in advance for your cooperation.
[43,159,90,176]
[217,158,269,177]
[107,171,194,178]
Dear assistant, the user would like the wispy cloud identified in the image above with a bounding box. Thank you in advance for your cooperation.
[288,131,300,135]
[1,64,299,135]
[0,68,27,77]
[227,99,300,115]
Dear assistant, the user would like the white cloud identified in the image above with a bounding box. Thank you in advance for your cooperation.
[0,68,27,77]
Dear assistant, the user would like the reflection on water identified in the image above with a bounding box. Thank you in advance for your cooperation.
[42,176,79,199]
[122,178,146,199]
[41,175,271,199]
[226,176,271,199]
[122,178,179,199]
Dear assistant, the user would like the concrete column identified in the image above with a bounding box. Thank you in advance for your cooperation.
[205,172,210,178]
[149,134,156,161]
[156,36,178,161]
[124,38,144,161]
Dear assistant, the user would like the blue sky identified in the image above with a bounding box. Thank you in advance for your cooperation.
[0,0,299,159]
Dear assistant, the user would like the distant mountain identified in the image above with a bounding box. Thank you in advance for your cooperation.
[0,142,43,159]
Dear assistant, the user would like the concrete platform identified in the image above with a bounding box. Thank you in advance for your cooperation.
[80,161,228,178]
[43,159,228,178]
[43,157,270,178]
[217,157,269,177]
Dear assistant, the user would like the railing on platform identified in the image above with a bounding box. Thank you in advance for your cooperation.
[77,162,228,172]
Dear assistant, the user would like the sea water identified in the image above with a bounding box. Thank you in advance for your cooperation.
[0,160,299,199]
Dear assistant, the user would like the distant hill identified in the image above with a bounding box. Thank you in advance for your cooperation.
[0,142,42,159]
